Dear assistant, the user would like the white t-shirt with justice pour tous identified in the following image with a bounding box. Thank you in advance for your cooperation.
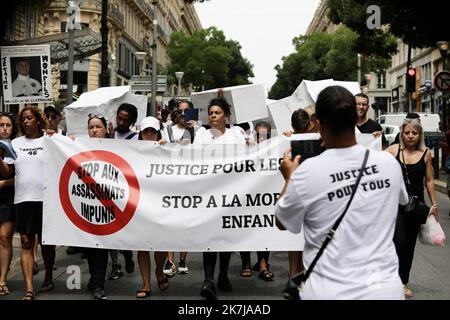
[275,144,408,300]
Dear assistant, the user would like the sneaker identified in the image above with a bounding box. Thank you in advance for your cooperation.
[108,263,123,280]
[123,251,135,274]
[163,261,177,277]
[403,285,413,298]
[217,273,232,292]
[178,260,189,274]
[200,280,217,300]
[93,287,107,300]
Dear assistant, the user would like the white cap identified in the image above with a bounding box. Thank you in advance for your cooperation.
[140,116,160,131]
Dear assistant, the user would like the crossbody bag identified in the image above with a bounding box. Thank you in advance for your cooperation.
[283,149,370,300]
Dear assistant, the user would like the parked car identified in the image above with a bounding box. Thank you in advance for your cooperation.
[377,113,440,132]
[380,124,399,146]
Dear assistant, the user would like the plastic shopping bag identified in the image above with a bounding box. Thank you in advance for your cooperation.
[419,215,446,246]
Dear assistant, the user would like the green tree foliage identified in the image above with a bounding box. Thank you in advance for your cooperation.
[328,0,447,49]
[327,0,397,58]
[268,26,391,99]
[167,27,253,90]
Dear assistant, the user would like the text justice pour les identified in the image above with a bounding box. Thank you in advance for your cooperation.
[145,158,282,178]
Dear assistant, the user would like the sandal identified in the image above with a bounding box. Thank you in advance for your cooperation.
[40,281,54,292]
[240,268,252,277]
[136,289,151,298]
[0,283,10,296]
[253,261,271,272]
[258,269,274,281]
[157,276,169,291]
[20,291,35,300]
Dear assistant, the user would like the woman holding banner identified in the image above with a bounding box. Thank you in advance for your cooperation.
[83,114,111,300]
[135,116,169,298]
[239,121,275,281]
[0,106,55,300]
[0,112,17,296]
[194,98,246,300]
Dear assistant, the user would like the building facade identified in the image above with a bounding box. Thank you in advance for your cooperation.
[1,0,201,107]
[388,40,446,116]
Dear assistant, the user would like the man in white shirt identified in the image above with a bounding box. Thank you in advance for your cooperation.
[111,103,139,140]
[108,103,137,280]
[275,85,408,300]
[12,58,42,97]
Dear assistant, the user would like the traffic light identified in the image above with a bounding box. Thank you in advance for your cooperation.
[406,67,416,93]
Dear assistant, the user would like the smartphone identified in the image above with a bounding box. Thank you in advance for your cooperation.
[184,108,199,122]
[290,139,324,162]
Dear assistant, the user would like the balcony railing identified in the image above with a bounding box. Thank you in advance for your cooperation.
[158,24,168,43]
[48,0,101,11]
[109,3,124,29]
[135,0,154,20]
[168,10,178,29]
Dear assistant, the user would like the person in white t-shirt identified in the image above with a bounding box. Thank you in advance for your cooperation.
[275,86,408,300]
[161,100,198,277]
[108,103,137,280]
[194,98,246,300]
[135,116,169,298]
[0,106,56,300]
[109,103,139,140]
[162,100,201,145]
[193,98,246,145]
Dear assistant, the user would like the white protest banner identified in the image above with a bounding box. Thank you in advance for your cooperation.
[43,136,305,252]
[190,84,268,125]
[1,45,53,104]
[64,85,148,137]
[356,133,382,151]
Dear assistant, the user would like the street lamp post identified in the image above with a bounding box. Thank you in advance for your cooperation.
[175,71,184,97]
[67,1,81,105]
[437,41,449,132]
[148,0,159,117]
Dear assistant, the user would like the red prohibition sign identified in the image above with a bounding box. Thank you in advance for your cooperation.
[59,150,140,235]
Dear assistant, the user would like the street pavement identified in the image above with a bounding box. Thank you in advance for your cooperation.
[1,172,450,301]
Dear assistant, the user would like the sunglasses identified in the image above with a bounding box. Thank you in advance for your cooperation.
[0,112,14,117]
[88,113,108,121]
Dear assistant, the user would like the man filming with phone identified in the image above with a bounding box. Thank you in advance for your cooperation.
[275,86,408,300]
[162,100,202,144]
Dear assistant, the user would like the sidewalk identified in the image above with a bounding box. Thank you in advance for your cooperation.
[435,169,448,195]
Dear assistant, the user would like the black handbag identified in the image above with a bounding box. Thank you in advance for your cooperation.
[401,150,429,225]
[282,149,370,300]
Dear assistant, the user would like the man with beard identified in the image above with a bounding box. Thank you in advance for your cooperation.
[355,93,387,149]
[109,103,139,140]
[107,103,138,280]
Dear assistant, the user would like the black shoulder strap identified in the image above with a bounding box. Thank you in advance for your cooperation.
[185,127,195,143]
[302,149,370,284]
[167,125,175,143]
[125,132,138,140]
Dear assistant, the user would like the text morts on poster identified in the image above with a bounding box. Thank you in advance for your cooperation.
[1,45,53,104]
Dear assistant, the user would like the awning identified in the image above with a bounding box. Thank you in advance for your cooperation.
[9,28,101,63]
